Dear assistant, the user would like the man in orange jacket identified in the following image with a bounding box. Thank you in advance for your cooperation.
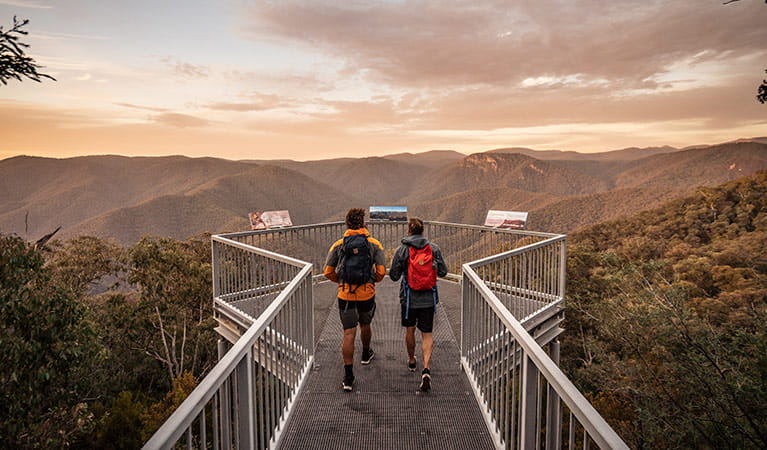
[324,208,386,391]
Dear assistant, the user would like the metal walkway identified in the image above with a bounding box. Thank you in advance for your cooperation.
[144,223,629,450]
[277,279,496,449]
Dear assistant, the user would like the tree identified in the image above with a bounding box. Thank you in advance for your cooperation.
[0,233,99,446]
[0,16,55,85]
[128,236,216,385]
[562,172,767,448]
[723,1,767,104]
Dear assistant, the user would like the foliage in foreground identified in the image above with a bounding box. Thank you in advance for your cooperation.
[0,233,216,447]
[563,171,767,448]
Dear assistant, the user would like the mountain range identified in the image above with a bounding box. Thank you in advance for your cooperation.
[1,138,766,245]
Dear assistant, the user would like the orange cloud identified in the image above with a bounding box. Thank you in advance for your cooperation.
[150,112,209,128]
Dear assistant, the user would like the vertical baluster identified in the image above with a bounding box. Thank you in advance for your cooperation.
[500,324,508,448]
[200,407,206,450]
[511,340,518,448]
[461,267,468,360]
[546,340,561,450]
[536,368,542,450]
[213,391,220,450]
[483,269,490,405]
[289,285,296,391]
[279,306,287,419]
[212,241,220,299]
[256,350,266,450]
[237,352,255,449]
[490,306,498,432]
[269,309,277,445]
[520,353,538,449]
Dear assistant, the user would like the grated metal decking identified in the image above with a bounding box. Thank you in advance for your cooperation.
[278,279,496,449]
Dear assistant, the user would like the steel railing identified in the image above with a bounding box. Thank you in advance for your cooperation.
[223,221,551,281]
[144,221,627,449]
[462,235,628,449]
[144,236,314,449]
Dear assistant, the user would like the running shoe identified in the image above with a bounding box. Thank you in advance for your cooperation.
[361,349,375,365]
[342,375,354,392]
[408,359,417,372]
[420,371,431,392]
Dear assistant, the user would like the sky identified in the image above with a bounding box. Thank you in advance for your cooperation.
[1,0,766,161]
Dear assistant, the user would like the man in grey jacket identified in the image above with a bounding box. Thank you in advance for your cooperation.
[389,218,448,391]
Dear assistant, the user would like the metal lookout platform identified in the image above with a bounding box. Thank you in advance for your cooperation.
[143,221,628,450]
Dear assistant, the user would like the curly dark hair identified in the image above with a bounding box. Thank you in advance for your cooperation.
[345,208,366,229]
[408,218,424,235]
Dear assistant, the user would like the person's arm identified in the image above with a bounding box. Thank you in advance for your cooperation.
[388,245,407,281]
[323,240,341,282]
[432,243,448,277]
[370,238,386,283]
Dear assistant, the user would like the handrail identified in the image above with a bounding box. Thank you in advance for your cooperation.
[462,232,628,449]
[145,221,626,449]
[143,240,314,449]
[425,220,559,238]
[468,234,566,267]
[212,234,310,268]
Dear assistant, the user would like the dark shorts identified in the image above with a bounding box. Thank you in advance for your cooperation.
[338,297,376,330]
[401,305,434,333]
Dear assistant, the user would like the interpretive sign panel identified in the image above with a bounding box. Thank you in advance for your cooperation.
[369,206,408,221]
[249,210,293,230]
[484,210,528,229]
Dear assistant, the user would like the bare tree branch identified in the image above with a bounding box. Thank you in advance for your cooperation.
[179,316,187,375]
[154,306,175,382]
[0,16,56,85]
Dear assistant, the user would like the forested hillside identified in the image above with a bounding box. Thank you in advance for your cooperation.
[2,169,766,447]
[563,171,767,448]
[2,139,765,244]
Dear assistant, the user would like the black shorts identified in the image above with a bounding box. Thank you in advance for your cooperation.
[338,297,376,330]
[401,305,434,333]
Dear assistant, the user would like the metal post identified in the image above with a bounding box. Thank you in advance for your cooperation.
[558,238,567,300]
[218,340,231,448]
[546,340,562,450]
[520,354,538,450]
[236,353,255,449]
[200,408,207,449]
[212,240,220,298]
[308,273,315,359]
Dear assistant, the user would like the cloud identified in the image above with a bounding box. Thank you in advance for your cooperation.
[34,31,111,40]
[224,70,336,94]
[206,102,277,112]
[242,0,767,91]
[150,112,209,128]
[204,93,289,112]
[0,0,52,9]
[160,57,209,79]
[115,102,169,113]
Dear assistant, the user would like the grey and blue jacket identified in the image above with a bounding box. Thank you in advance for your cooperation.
[388,234,448,309]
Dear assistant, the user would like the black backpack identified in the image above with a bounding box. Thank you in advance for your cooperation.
[337,234,372,289]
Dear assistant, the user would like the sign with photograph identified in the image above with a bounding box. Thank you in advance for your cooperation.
[369,206,408,222]
[248,210,293,230]
[484,210,528,229]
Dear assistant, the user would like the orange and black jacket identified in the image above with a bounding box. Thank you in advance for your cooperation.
[323,227,386,301]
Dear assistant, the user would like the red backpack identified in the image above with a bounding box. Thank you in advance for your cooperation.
[407,245,437,290]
